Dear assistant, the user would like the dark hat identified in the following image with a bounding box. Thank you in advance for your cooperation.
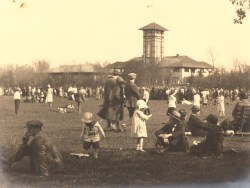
[112,69,122,75]
[205,114,218,125]
[168,110,181,121]
[191,105,200,112]
[179,109,188,119]
[26,120,43,129]
[128,73,137,79]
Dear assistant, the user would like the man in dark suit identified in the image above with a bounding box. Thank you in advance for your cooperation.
[124,73,142,118]
[187,105,208,137]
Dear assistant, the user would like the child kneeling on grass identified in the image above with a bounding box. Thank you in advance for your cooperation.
[80,112,105,158]
[130,100,152,152]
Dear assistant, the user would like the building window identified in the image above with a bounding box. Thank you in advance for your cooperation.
[184,68,189,72]
[173,68,180,72]
[191,68,195,73]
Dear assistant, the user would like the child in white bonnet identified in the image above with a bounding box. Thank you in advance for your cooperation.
[130,100,152,152]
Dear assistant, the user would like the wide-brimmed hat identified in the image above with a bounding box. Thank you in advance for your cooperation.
[26,120,43,129]
[128,73,137,79]
[136,99,148,109]
[81,112,93,123]
[168,110,181,121]
[205,114,218,125]
[191,105,200,112]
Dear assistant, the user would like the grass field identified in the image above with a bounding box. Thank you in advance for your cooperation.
[0,96,250,187]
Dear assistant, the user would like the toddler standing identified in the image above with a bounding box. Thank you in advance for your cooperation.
[80,112,105,158]
[131,100,152,152]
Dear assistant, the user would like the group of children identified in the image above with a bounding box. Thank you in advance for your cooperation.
[80,94,225,158]
[80,99,152,158]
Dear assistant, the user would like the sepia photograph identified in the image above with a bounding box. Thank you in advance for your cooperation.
[0,0,250,187]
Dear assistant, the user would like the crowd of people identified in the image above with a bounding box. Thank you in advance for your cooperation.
[1,70,250,178]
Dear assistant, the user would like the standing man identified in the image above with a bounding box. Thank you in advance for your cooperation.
[97,69,123,130]
[124,73,142,118]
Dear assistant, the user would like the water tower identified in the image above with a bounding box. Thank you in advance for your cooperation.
[139,22,168,67]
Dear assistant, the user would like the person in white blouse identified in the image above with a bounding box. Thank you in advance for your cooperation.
[167,89,177,115]
[14,87,22,115]
[193,90,201,108]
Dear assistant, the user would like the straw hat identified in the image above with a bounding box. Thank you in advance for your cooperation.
[81,112,93,123]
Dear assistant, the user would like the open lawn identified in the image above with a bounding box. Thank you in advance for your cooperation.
[0,96,250,187]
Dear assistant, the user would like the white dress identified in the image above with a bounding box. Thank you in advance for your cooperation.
[46,88,53,103]
[130,109,150,138]
[217,96,225,112]
[193,94,201,107]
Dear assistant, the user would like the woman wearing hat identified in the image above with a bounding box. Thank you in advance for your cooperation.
[155,110,189,153]
[130,100,152,152]
[97,69,123,130]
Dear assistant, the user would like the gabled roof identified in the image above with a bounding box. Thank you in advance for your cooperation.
[158,55,213,69]
[139,22,168,31]
[44,64,104,73]
[108,57,143,69]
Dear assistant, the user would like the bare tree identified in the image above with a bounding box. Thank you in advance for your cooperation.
[233,57,246,73]
[207,47,218,69]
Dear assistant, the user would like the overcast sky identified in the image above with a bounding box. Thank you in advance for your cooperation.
[0,0,249,69]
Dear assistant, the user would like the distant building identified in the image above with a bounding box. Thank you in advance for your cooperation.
[158,54,213,84]
[109,22,213,85]
[36,64,106,86]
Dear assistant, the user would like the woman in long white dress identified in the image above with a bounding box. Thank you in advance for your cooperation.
[217,92,225,117]
[46,84,53,107]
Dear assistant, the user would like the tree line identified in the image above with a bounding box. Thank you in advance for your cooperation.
[1,60,250,90]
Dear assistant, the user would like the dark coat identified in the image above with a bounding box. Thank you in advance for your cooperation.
[124,81,142,108]
[75,92,86,103]
[190,124,224,156]
[97,75,123,121]
[168,121,190,152]
[113,83,126,121]
[187,114,208,137]
[155,121,189,152]
[30,133,64,176]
